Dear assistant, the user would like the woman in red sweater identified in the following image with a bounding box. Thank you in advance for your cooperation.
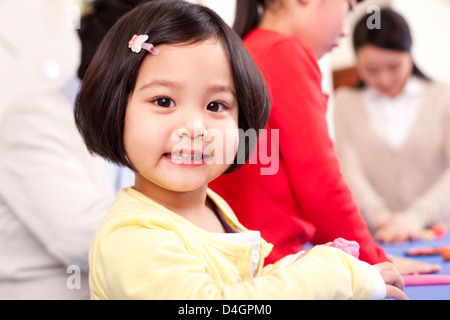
[210,0,439,274]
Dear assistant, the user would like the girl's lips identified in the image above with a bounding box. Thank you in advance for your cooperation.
[163,152,211,166]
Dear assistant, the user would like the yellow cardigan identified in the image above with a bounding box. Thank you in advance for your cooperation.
[89,187,379,299]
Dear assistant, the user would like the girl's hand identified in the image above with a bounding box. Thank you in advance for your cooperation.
[374,262,408,300]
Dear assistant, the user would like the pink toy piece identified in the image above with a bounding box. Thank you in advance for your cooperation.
[431,224,447,239]
[403,274,450,286]
[331,238,360,259]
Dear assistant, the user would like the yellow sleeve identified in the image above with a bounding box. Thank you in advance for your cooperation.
[260,246,377,299]
[90,225,377,300]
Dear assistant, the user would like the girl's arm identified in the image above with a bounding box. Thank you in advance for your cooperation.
[90,227,387,300]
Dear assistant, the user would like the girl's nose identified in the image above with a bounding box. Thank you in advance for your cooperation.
[174,120,207,140]
[192,120,208,140]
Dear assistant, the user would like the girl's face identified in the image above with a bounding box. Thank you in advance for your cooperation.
[356,45,414,97]
[124,39,239,194]
[301,0,356,58]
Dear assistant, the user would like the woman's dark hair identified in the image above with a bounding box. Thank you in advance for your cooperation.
[353,7,429,84]
[77,0,149,79]
[75,0,270,174]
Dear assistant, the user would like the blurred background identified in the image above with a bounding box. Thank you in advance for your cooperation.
[1,0,449,130]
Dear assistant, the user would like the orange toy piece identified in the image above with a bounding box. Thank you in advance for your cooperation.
[442,247,450,261]
[419,224,447,241]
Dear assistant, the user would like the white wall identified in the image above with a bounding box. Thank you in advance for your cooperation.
[190,0,236,26]
[391,0,450,85]
[0,0,81,120]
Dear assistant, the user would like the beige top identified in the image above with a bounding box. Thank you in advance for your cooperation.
[0,90,115,299]
[333,81,450,231]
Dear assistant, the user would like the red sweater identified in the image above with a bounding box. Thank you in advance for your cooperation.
[210,28,388,265]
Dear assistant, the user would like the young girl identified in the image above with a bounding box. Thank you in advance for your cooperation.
[334,9,450,243]
[75,0,406,300]
[209,0,440,275]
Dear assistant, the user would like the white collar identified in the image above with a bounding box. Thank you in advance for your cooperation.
[363,76,426,101]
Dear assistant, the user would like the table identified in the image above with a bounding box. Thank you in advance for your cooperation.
[380,233,450,300]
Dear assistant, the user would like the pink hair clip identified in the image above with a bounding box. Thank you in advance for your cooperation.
[128,34,159,55]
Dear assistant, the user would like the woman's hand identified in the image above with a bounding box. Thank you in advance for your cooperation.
[375,214,422,243]
[388,254,441,275]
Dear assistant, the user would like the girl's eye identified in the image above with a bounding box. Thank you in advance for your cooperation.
[207,101,227,112]
[152,97,176,108]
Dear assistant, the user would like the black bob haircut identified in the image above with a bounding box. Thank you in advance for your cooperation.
[75,0,270,174]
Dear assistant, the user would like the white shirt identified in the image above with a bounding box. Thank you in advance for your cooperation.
[361,77,426,150]
[213,230,262,277]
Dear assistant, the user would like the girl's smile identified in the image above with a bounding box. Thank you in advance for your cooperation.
[163,150,212,166]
